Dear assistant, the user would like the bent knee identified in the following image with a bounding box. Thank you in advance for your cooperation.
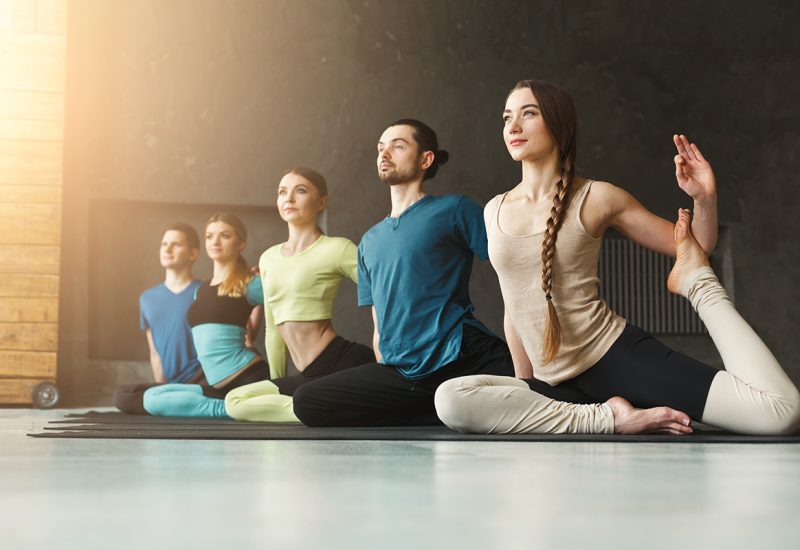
[745,389,800,436]
[223,392,244,420]
[141,391,162,416]
[771,388,800,435]
[291,384,325,426]
[112,385,143,414]
[434,378,477,433]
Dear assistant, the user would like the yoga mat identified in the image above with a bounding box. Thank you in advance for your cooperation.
[27,412,800,443]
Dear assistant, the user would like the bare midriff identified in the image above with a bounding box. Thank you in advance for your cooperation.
[277,319,338,372]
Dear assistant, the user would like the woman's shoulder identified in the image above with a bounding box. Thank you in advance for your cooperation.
[578,178,631,209]
[317,236,357,259]
[192,280,214,300]
[579,177,620,195]
[259,242,285,262]
[321,235,356,248]
[484,192,506,209]
[482,192,506,222]
[266,242,286,254]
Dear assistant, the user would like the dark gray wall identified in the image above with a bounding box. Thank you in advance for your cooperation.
[60,0,800,402]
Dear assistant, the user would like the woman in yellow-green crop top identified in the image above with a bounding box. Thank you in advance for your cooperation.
[224,167,375,422]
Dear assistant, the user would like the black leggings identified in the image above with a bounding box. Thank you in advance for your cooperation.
[113,360,270,415]
[293,324,515,427]
[272,337,375,396]
[525,324,719,419]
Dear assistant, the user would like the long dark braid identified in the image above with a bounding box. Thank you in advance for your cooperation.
[511,80,578,364]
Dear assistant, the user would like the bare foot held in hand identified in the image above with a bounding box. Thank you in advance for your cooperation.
[606,396,693,435]
[667,208,711,297]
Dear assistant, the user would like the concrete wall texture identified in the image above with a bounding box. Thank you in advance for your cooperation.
[59,0,800,402]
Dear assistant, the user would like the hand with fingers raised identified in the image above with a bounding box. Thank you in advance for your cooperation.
[673,134,717,202]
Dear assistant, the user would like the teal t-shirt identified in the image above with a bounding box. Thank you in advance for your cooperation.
[357,194,490,379]
[188,276,263,385]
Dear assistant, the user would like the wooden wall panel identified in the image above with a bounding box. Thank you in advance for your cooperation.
[0,378,51,403]
[36,0,67,34]
[0,184,61,204]
[0,119,63,140]
[0,33,66,90]
[0,0,66,33]
[0,245,60,273]
[0,297,58,322]
[0,0,35,32]
[0,204,61,244]
[0,274,59,298]
[0,351,56,377]
[0,0,67,403]
[0,322,58,351]
[0,139,63,185]
[0,89,63,121]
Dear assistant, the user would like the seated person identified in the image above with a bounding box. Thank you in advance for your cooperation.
[140,213,277,418]
[113,223,204,415]
[224,167,374,422]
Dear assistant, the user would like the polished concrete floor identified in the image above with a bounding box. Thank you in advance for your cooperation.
[2,408,799,550]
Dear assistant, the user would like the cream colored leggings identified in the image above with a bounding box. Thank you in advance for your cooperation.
[435,267,800,435]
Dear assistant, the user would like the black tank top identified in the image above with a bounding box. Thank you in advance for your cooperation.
[187,282,255,328]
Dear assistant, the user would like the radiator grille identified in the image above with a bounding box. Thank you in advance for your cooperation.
[598,238,705,334]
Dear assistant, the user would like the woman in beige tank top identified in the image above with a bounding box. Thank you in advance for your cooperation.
[435,80,800,436]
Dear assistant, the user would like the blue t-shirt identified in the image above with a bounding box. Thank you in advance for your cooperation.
[357,194,490,379]
[139,280,203,383]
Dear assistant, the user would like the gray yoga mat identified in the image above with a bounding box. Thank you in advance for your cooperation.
[26,412,800,443]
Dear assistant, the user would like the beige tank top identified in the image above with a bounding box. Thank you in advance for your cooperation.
[486,179,626,384]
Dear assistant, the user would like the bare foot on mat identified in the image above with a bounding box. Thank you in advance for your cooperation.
[607,396,693,435]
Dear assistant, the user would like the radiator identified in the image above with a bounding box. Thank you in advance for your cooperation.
[598,237,706,334]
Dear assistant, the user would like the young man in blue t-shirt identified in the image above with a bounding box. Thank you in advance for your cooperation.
[292,119,516,426]
[113,223,204,414]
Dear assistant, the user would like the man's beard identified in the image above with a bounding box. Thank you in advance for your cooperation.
[378,164,422,186]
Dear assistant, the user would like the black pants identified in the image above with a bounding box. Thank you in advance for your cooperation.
[272,337,375,396]
[113,360,270,415]
[292,324,515,427]
[525,324,719,420]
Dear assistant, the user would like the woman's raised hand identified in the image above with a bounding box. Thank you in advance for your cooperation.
[673,134,716,201]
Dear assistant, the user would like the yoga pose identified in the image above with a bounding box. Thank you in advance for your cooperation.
[435,80,800,435]
[291,118,691,433]
[141,213,271,418]
[224,168,374,422]
[113,223,204,415]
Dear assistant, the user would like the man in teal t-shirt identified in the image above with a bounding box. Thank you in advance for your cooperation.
[293,119,514,426]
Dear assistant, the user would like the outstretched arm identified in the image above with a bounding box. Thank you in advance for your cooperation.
[504,310,533,379]
[592,137,718,257]
[673,135,717,253]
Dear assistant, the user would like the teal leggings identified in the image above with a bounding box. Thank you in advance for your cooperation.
[143,360,269,418]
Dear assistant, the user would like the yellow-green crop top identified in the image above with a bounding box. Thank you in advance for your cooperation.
[259,235,358,379]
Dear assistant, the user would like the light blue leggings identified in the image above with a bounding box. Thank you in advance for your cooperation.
[143,384,228,418]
